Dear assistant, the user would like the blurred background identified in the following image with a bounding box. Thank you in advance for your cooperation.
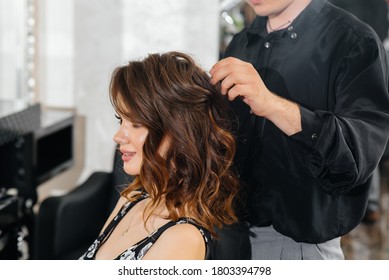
[0,0,388,260]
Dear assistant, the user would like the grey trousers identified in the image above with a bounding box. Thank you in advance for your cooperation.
[250,226,344,260]
[367,167,381,212]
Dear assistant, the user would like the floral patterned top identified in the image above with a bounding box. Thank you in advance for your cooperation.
[79,194,212,260]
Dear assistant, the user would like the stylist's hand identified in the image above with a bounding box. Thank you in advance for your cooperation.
[210,57,302,136]
[210,57,273,118]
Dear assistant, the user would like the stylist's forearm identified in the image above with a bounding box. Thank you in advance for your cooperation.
[261,93,302,136]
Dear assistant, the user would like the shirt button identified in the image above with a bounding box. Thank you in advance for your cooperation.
[311,133,318,141]
[264,42,271,48]
[291,33,298,39]
[288,26,294,31]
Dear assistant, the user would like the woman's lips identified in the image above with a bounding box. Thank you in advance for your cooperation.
[121,152,135,162]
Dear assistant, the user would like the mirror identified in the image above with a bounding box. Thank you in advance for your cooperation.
[0,0,36,107]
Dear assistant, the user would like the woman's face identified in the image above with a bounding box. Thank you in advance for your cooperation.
[113,114,148,175]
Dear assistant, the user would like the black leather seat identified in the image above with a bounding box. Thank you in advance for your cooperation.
[33,148,132,259]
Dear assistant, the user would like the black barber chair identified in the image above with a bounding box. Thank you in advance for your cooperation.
[33,148,132,259]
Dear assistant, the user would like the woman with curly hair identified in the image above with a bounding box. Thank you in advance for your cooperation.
[80,51,240,260]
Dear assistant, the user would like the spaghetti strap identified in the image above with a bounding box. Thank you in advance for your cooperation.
[79,194,213,260]
[97,193,148,244]
[118,217,212,260]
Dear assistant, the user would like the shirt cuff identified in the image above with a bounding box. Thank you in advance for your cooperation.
[290,106,324,150]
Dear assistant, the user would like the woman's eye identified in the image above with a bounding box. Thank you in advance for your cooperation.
[115,114,122,124]
[132,122,142,128]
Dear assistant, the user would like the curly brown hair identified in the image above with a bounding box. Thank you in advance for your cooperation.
[109,51,239,236]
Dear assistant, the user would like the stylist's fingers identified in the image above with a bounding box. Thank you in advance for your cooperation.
[209,57,232,75]
[225,83,244,101]
[210,57,244,84]
[209,64,230,85]
[219,73,241,95]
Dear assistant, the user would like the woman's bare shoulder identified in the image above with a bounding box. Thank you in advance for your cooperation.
[142,222,206,260]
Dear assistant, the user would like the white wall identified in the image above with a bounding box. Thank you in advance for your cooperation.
[39,0,74,107]
[122,0,219,69]
[38,0,220,184]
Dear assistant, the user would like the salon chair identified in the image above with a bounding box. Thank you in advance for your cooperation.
[33,148,132,259]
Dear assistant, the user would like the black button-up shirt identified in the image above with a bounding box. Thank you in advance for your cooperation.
[225,0,389,243]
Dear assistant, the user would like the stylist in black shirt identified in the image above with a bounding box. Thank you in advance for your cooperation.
[210,0,389,259]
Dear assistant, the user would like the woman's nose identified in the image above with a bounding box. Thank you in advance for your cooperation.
[113,127,129,145]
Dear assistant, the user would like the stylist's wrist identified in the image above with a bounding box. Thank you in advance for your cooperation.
[248,90,278,117]
[257,91,302,136]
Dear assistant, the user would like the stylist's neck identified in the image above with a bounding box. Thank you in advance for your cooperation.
[267,0,312,23]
